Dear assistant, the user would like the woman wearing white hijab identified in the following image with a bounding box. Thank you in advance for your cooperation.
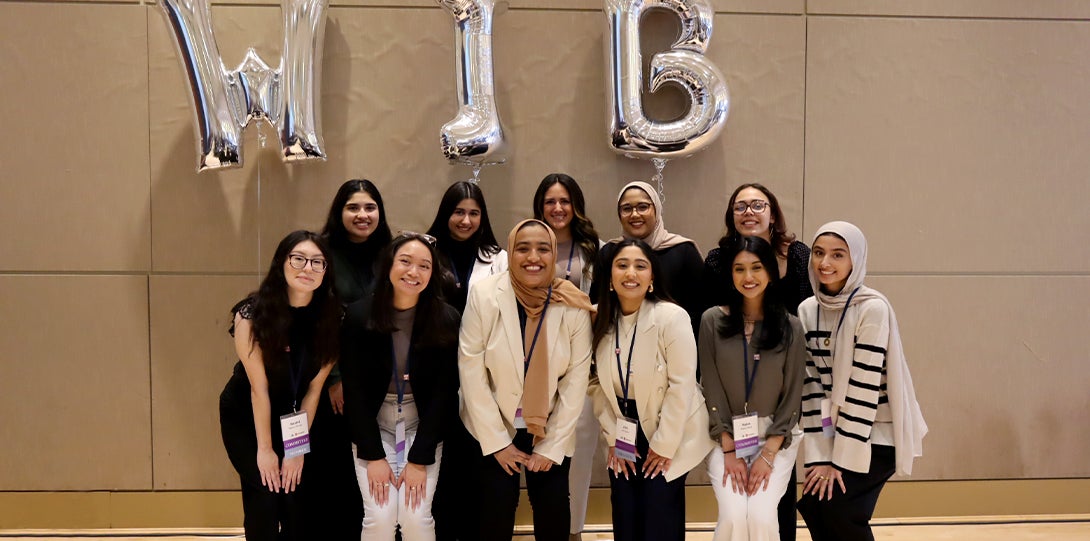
[796,221,927,541]
[593,181,707,333]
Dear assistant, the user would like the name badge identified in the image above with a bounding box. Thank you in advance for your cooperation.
[732,411,759,459]
[280,411,310,458]
[614,417,639,462]
[514,406,527,429]
[820,398,835,438]
[395,418,407,468]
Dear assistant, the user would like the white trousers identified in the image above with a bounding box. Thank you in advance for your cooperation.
[706,436,801,541]
[352,395,442,541]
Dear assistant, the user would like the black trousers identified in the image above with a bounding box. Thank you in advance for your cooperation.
[220,398,304,541]
[609,399,687,541]
[477,429,572,541]
[434,417,484,541]
[797,445,896,541]
[777,468,798,541]
[300,384,363,540]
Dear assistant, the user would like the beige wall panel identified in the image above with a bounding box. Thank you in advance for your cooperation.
[0,276,152,490]
[809,0,1090,19]
[804,17,1090,272]
[150,275,259,489]
[867,275,1090,480]
[148,5,277,273]
[0,4,150,272]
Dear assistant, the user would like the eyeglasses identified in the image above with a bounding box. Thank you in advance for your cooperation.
[287,254,327,273]
[396,231,437,246]
[619,202,653,217]
[732,200,770,215]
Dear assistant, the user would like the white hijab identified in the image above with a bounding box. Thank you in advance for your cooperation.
[810,221,927,475]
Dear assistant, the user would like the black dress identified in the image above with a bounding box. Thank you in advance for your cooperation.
[219,301,321,541]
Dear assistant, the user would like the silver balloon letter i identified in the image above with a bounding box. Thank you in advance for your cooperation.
[435,0,509,168]
[159,0,328,172]
[605,0,730,160]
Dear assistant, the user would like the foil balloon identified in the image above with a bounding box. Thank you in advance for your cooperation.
[604,0,730,160]
[159,0,328,172]
[435,0,509,166]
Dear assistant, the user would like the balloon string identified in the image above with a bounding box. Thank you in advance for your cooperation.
[257,127,266,287]
[470,164,482,184]
[651,158,668,216]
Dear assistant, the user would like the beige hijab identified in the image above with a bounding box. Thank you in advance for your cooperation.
[610,181,696,251]
[506,220,594,442]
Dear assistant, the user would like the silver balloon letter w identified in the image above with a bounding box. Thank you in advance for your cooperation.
[159,0,328,172]
[435,0,508,166]
[605,0,730,159]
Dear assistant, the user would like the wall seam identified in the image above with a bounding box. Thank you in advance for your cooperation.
[145,1,157,495]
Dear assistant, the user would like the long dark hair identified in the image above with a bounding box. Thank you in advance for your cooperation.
[426,181,501,262]
[321,179,393,248]
[717,235,791,350]
[369,234,457,347]
[533,173,600,271]
[592,239,675,350]
[235,230,342,368]
[719,183,796,259]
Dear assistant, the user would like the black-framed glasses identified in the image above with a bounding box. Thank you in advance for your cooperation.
[287,254,328,273]
[732,200,770,215]
[619,202,653,217]
[396,231,437,246]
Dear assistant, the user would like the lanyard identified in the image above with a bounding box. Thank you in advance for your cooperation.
[449,255,469,289]
[391,345,409,413]
[286,342,308,412]
[563,241,576,281]
[814,286,861,351]
[742,337,760,413]
[523,287,552,373]
[614,320,638,417]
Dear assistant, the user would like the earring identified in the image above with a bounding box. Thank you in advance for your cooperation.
[609,283,614,292]
[648,282,654,293]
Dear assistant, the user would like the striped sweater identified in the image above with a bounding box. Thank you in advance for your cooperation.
[798,297,894,473]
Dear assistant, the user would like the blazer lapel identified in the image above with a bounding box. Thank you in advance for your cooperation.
[633,300,659,420]
[497,279,526,386]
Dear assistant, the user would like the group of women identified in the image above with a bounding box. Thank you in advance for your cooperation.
[218,175,926,541]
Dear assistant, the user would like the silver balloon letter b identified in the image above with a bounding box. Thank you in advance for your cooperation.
[605,0,730,159]
[435,0,508,166]
[159,0,328,172]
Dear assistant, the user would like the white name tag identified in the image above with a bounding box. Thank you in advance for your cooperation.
[280,411,310,458]
[820,398,835,438]
[514,406,527,429]
[732,412,759,459]
[614,417,639,462]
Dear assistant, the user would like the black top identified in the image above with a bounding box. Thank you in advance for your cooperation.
[591,240,708,333]
[220,302,323,420]
[328,237,385,305]
[703,240,813,315]
[438,240,480,314]
[339,299,461,466]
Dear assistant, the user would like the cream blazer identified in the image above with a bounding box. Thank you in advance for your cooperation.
[467,248,507,292]
[458,271,594,464]
[589,300,716,481]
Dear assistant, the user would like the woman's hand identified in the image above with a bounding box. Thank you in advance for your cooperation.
[804,465,846,501]
[397,462,428,511]
[256,448,281,493]
[328,382,344,415]
[746,454,773,495]
[607,446,638,480]
[493,444,530,476]
[526,453,556,472]
[367,459,396,507]
[722,452,748,494]
[280,455,304,493]
[642,449,672,479]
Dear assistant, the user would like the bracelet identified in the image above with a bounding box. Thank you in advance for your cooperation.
[760,454,774,469]
[723,449,735,454]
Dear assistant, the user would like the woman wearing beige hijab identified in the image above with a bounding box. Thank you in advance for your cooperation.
[458,219,595,541]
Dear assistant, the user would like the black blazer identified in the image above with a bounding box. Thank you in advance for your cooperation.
[340,298,461,465]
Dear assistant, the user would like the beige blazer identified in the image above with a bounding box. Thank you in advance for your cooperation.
[589,300,716,481]
[458,271,593,464]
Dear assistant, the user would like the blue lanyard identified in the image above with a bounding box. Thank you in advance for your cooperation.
[563,242,576,281]
[742,336,760,413]
[524,287,552,373]
[391,341,409,413]
[815,286,861,350]
[614,319,638,417]
[286,343,308,412]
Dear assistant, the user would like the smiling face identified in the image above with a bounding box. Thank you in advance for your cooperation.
[510,224,555,289]
[541,183,573,234]
[732,250,770,302]
[610,245,653,312]
[388,239,433,305]
[342,191,379,243]
[448,198,482,242]
[283,240,326,295]
[811,234,853,295]
[732,187,774,240]
[618,188,657,240]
